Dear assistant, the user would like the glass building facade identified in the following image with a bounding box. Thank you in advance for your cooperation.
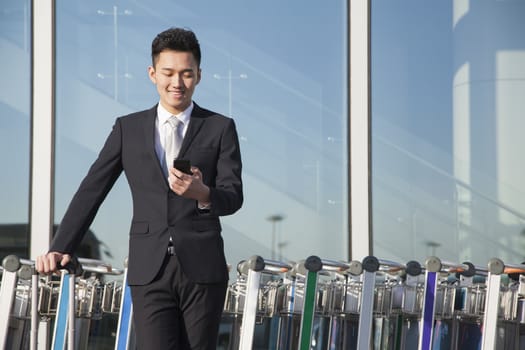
[371,0,525,265]
[1,0,524,285]
[52,0,348,271]
[0,0,31,259]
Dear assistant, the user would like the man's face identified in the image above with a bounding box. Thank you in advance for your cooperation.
[148,50,201,115]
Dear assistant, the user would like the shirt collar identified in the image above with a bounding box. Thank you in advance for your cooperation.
[157,102,193,125]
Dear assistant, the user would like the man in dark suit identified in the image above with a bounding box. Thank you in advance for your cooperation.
[36,27,243,349]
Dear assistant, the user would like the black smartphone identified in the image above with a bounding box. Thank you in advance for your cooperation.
[173,159,192,175]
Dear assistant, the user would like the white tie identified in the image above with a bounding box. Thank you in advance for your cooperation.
[164,116,183,173]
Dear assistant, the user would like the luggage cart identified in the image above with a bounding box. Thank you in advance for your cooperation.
[294,256,349,350]
[325,260,363,350]
[429,259,475,350]
[114,257,133,350]
[508,265,525,349]
[1,256,125,350]
[8,259,38,350]
[372,258,418,350]
[73,258,124,349]
[236,255,292,350]
[451,261,487,350]
[272,261,304,350]
[355,255,379,350]
[6,252,523,349]
[480,259,525,350]
[222,270,245,349]
[51,257,83,350]
[418,256,441,350]
[1,256,73,350]
[357,256,414,350]
[0,255,22,349]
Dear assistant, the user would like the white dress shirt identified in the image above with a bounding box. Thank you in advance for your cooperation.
[154,102,193,173]
[154,102,209,210]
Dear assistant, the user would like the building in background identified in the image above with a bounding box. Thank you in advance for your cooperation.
[1,0,525,276]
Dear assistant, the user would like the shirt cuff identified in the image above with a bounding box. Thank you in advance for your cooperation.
[198,202,211,210]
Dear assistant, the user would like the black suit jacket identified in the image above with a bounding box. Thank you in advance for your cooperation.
[51,103,243,285]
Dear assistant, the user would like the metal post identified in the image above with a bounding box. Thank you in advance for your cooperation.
[67,273,75,350]
[52,257,82,350]
[480,258,505,350]
[31,268,38,350]
[51,270,70,350]
[356,256,379,350]
[0,255,21,348]
[239,255,265,350]
[418,256,442,350]
[115,258,133,350]
[298,255,323,350]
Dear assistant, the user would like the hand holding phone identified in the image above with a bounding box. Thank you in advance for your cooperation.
[173,159,193,175]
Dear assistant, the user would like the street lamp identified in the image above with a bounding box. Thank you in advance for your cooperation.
[267,214,284,260]
[213,70,247,117]
[426,241,441,256]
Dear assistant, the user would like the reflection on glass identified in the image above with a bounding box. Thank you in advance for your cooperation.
[0,0,31,260]
[372,1,525,265]
[54,1,348,273]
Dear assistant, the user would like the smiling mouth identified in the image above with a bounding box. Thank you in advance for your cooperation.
[169,91,185,98]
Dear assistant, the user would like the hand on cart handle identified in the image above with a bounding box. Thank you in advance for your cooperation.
[36,251,81,275]
[57,255,83,275]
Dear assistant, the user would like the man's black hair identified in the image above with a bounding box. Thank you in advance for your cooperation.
[151,27,201,67]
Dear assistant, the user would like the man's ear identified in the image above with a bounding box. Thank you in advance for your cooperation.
[148,66,156,84]
[196,68,202,85]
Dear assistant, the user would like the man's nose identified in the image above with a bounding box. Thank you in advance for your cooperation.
[170,74,183,87]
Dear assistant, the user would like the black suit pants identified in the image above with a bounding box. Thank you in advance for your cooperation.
[130,253,227,349]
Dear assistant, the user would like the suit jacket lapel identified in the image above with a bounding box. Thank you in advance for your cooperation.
[143,105,169,187]
[178,103,205,158]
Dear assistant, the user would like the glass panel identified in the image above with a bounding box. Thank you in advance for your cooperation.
[55,1,347,270]
[371,1,525,265]
[0,0,31,260]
